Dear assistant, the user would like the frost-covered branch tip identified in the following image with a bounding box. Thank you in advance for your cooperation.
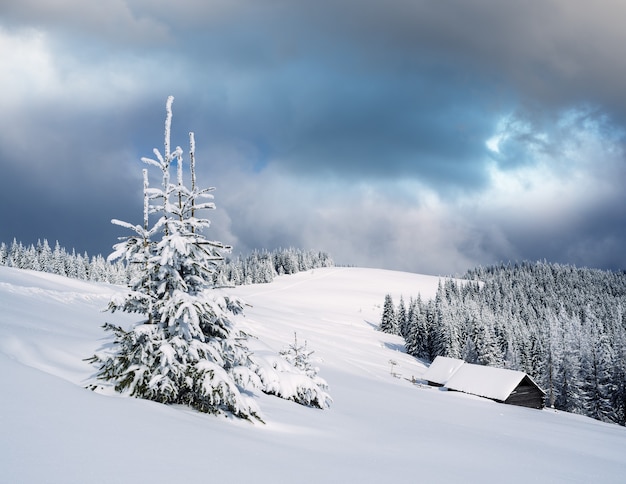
[164,95,174,159]
[143,169,149,231]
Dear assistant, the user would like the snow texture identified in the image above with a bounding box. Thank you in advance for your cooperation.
[445,363,530,402]
[2,266,626,483]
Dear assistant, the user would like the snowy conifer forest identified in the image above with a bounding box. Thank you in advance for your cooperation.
[380,261,626,425]
[0,239,333,288]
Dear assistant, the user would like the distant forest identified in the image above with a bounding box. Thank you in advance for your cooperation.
[380,261,626,426]
[0,239,333,287]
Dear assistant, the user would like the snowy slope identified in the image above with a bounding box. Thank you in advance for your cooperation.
[1,266,625,483]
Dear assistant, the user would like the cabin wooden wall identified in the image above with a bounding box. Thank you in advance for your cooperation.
[505,378,545,409]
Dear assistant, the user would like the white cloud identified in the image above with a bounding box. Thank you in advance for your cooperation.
[0,27,146,110]
[481,108,624,218]
[0,28,56,104]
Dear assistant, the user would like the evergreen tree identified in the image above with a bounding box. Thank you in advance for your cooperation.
[8,239,22,267]
[397,296,408,339]
[543,309,563,408]
[553,310,584,413]
[431,287,461,358]
[51,241,66,276]
[38,239,53,273]
[280,332,317,377]
[380,294,397,334]
[88,96,260,420]
[22,244,39,271]
[611,309,626,425]
[268,332,331,408]
[580,310,615,422]
[405,297,423,358]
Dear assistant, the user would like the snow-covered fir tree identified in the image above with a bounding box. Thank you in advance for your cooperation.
[379,294,397,334]
[280,332,320,380]
[397,296,409,339]
[88,96,261,420]
[255,331,332,408]
[87,97,331,419]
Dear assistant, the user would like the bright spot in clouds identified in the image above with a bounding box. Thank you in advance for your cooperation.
[485,135,502,154]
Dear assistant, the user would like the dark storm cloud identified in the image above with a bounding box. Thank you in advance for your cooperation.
[147,0,626,186]
[1,0,626,273]
[472,195,626,273]
[0,101,145,256]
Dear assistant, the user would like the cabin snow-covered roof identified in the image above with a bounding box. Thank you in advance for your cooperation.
[445,364,528,402]
[421,356,465,385]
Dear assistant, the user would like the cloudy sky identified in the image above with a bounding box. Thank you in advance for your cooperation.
[2,0,626,275]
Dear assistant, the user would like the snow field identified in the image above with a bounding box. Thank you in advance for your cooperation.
[1,266,625,483]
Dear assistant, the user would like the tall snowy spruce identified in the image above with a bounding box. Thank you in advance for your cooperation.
[88,96,261,420]
[379,294,397,335]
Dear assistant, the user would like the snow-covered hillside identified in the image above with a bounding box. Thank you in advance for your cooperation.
[1,266,625,483]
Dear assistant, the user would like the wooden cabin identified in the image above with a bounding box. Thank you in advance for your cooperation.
[422,356,545,409]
